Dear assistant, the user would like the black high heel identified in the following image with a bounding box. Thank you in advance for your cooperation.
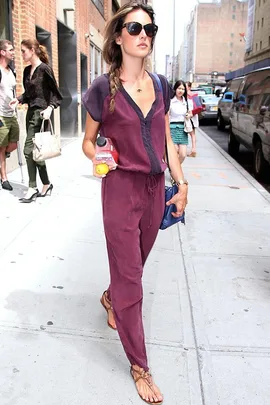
[37,183,53,197]
[19,189,39,203]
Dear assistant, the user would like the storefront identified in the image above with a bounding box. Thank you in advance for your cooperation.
[0,0,13,40]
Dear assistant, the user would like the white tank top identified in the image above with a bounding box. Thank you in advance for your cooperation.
[0,67,16,117]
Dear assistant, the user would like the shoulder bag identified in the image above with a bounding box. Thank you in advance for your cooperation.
[33,118,61,162]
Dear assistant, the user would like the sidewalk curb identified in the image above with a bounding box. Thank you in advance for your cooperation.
[197,127,270,204]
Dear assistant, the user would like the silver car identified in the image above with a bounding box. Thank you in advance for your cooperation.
[199,94,220,120]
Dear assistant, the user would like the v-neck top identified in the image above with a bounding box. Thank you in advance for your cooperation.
[18,62,62,109]
[83,73,173,175]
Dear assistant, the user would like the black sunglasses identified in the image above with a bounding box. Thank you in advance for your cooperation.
[122,22,158,38]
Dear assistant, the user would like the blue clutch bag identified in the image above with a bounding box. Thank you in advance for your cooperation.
[160,184,185,230]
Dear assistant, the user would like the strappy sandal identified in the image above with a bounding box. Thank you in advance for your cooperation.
[187,151,196,157]
[130,366,163,404]
[100,290,117,330]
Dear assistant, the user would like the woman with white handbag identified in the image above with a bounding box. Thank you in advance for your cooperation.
[169,80,193,163]
[10,39,62,203]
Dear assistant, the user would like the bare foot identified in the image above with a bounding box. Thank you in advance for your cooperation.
[100,291,117,330]
[130,365,163,404]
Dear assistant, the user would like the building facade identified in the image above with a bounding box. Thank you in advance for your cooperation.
[185,0,248,85]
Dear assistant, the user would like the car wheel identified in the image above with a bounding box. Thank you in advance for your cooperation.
[253,140,269,180]
[217,111,225,131]
[228,126,240,157]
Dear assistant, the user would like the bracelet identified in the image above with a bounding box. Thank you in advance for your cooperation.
[175,179,188,186]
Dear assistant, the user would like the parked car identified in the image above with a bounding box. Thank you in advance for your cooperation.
[198,94,220,120]
[228,67,270,179]
[217,76,244,130]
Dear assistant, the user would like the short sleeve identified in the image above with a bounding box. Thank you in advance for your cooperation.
[82,74,110,123]
[158,74,174,114]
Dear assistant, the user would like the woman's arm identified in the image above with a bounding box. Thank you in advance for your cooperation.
[45,66,63,108]
[82,112,100,160]
[165,113,188,216]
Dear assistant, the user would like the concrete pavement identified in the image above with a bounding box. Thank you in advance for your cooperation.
[0,129,270,405]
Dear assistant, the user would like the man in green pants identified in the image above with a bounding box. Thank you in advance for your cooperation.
[0,39,19,191]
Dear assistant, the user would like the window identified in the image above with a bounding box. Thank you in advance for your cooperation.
[231,33,234,38]
[257,21,259,30]
[256,43,258,51]
[230,51,233,56]
[90,43,102,82]
[229,60,233,65]
[230,42,233,47]
[232,5,236,11]
[262,18,264,28]
[232,14,236,20]
[259,0,261,5]
[91,0,104,15]
[260,41,262,49]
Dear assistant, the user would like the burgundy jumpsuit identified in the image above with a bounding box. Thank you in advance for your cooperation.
[83,73,172,371]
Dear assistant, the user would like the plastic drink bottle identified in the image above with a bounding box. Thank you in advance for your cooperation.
[95,137,119,175]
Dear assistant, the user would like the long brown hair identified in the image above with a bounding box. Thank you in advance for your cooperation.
[103,2,156,112]
[21,39,49,64]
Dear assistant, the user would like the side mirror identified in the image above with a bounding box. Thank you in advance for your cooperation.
[215,89,221,97]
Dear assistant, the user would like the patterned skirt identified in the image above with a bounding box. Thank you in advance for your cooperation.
[170,122,188,145]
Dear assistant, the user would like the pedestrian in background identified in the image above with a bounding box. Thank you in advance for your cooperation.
[10,39,62,203]
[169,80,193,163]
[186,81,203,157]
[0,39,19,191]
[82,2,188,404]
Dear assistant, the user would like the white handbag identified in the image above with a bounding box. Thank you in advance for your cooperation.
[33,118,61,162]
[184,117,193,133]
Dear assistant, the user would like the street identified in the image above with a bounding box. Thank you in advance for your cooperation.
[200,120,270,194]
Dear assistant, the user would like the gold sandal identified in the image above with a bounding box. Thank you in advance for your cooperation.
[130,366,163,404]
[100,291,117,330]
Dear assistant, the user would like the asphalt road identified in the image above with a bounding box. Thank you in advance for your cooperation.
[200,120,270,193]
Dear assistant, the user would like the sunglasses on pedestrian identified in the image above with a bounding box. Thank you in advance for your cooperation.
[122,22,158,38]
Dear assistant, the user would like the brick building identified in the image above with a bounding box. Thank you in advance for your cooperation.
[185,0,248,85]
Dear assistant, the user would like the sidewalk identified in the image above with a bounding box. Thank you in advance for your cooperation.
[0,129,270,405]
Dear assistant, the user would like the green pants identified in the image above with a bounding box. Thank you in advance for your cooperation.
[24,108,50,188]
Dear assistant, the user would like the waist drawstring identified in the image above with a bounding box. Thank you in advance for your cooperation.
[146,175,158,228]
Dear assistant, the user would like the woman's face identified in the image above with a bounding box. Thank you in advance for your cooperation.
[21,45,34,63]
[116,9,154,59]
[176,84,185,99]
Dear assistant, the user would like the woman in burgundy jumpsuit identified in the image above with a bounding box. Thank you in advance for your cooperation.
[82,3,188,404]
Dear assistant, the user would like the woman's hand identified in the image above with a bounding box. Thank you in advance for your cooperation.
[186,111,193,119]
[166,184,188,217]
[40,106,53,120]
[9,98,19,109]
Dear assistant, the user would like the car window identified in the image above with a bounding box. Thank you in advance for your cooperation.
[201,95,219,103]
[240,69,270,114]
[230,77,244,93]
